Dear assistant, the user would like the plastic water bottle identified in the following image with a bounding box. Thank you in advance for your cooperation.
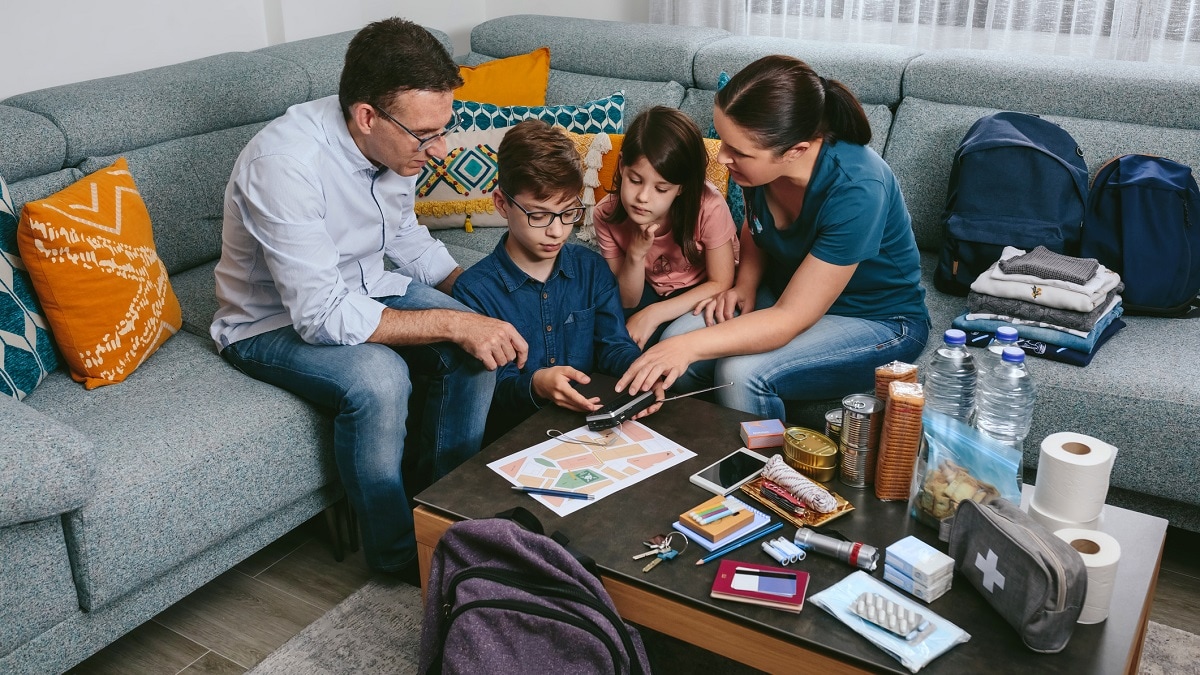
[924,329,977,423]
[979,325,1020,377]
[975,346,1037,455]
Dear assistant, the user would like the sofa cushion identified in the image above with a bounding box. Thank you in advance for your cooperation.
[0,519,80,657]
[0,395,94,526]
[6,169,84,217]
[3,52,308,166]
[470,14,728,88]
[693,36,920,108]
[23,331,336,611]
[79,122,267,275]
[453,91,624,134]
[0,105,65,182]
[457,47,551,106]
[886,97,1200,252]
[170,261,219,339]
[414,126,510,230]
[17,159,182,390]
[1,174,60,400]
[903,49,1200,131]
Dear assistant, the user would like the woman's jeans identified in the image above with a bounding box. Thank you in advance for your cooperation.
[661,288,930,420]
[221,283,494,572]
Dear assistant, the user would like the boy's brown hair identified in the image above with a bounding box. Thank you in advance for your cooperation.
[496,119,584,201]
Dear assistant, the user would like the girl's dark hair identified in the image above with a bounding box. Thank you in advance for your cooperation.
[610,107,708,266]
[338,18,463,119]
[715,54,871,153]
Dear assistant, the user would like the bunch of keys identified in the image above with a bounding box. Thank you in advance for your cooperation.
[632,532,689,573]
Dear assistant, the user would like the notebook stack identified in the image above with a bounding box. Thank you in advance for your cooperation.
[883,536,954,603]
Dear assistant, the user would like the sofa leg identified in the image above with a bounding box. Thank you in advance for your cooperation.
[342,500,360,553]
[324,506,345,562]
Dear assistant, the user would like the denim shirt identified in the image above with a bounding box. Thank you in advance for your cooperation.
[452,236,641,424]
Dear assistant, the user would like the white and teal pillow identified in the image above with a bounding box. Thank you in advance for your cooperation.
[1,174,60,399]
[454,91,624,134]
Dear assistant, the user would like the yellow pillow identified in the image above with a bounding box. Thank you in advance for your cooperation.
[565,132,729,204]
[455,47,551,107]
[17,157,181,389]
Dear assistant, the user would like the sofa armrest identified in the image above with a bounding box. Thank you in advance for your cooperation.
[0,396,96,527]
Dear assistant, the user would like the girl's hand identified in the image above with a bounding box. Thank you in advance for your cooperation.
[532,367,602,412]
[625,307,663,349]
[630,381,666,420]
[628,221,658,259]
[695,288,755,325]
[615,337,694,395]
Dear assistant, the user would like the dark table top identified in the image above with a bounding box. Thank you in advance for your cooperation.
[416,377,1167,675]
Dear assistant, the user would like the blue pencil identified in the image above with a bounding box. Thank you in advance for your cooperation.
[511,485,594,501]
[695,521,784,565]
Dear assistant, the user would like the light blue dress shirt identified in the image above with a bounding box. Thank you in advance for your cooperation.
[211,96,459,350]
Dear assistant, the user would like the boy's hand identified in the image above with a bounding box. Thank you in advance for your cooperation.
[532,367,602,412]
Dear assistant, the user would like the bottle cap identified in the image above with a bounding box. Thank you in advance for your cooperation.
[996,326,1019,342]
[1001,346,1025,363]
[943,329,966,345]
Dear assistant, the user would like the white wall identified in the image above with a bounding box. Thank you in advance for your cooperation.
[0,0,649,101]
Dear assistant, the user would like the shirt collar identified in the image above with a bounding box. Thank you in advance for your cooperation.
[321,96,381,177]
[492,233,577,293]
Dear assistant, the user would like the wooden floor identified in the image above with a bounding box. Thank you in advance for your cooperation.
[68,519,1200,674]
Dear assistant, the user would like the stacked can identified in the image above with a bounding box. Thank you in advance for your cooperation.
[839,394,884,488]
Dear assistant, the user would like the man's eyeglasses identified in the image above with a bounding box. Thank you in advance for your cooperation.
[372,104,458,151]
[501,189,586,228]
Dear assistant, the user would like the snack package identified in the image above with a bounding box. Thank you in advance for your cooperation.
[908,410,1021,538]
[875,360,918,406]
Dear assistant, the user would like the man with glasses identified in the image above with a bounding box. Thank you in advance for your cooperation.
[453,120,656,442]
[211,18,527,581]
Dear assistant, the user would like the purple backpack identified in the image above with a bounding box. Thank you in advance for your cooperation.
[419,509,650,674]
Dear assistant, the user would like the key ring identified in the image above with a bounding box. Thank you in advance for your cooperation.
[662,530,689,554]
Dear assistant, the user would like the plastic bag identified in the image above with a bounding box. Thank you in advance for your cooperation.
[809,571,970,672]
[908,409,1021,539]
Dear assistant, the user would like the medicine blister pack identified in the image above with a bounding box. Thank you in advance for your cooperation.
[849,592,935,644]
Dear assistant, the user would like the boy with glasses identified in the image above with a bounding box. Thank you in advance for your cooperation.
[211,18,527,581]
[453,120,657,440]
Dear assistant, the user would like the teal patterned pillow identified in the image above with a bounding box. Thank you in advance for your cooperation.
[1,174,60,399]
[706,72,745,229]
[454,91,624,134]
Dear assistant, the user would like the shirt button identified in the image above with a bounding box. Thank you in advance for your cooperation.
[549,358,556,364]
[546,325,553,332]
[542,292,548,299]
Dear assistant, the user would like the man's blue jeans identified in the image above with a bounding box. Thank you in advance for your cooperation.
[661,288,930,420]
[220,283,494,572]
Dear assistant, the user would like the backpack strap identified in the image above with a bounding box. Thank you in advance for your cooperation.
[495,507,602,578]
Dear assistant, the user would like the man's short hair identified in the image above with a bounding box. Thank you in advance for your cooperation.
[338,17,463,119]
[496,120,584,201]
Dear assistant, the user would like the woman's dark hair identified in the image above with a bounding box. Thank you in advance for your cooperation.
[338,18,463,119]
[609,107,708,266]
[715,54,871,153]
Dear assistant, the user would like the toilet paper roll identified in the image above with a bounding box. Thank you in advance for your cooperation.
[1054,528,1121,624]
[1032,432,1117,525]
[1028,500,1100,533]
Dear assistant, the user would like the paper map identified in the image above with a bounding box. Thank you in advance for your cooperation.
[488,420,696,516]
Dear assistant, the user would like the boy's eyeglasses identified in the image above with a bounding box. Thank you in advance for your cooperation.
[372,105,458,151]
[501,189,586,228]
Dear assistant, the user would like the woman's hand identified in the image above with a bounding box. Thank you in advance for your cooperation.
[624,306,663,349]
[694,287,756,325]
[615,336,695,395]
[532,367,602,412]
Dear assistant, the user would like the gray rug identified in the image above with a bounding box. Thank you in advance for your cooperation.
[250,576,1200,674]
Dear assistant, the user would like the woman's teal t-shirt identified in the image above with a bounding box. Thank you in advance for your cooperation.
[745,140,928,323]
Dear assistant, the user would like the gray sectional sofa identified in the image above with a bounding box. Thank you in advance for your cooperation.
[1,13,1196,674]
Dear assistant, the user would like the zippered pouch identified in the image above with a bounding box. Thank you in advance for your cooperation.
[948,498,1087,652]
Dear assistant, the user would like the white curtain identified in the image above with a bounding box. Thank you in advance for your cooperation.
[651,0,1200,64]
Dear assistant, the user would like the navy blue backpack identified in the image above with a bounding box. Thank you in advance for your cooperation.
[936,112,1089,296]
[1082,154,1200,316]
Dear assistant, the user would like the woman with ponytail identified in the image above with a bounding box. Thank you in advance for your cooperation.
[616,55,929,419]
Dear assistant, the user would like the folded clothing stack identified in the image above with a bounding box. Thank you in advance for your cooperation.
[884,536,954,603]
[952,246,1126,365]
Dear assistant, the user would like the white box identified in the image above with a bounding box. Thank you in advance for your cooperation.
[885,535,954,585]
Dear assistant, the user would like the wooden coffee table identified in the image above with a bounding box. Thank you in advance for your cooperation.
[413,382,1166,674]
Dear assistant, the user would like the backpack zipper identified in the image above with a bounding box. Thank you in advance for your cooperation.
[977,505,1067,612]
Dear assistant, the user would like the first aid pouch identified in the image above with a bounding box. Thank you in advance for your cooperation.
[947,498,1087,653]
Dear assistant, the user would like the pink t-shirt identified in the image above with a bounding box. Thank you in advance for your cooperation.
[593,181,737,296]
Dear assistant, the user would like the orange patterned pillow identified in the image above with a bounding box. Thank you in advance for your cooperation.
[456,47,551,107]
[17,157,181,389]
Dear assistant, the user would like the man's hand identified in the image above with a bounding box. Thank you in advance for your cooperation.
[615,336,694,395]
[454,314,529,371]
[532,367,602,412]
[695,287,755,325]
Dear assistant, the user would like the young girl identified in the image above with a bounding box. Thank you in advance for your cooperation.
[593,106,738,348]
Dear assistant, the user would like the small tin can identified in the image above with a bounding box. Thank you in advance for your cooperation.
[840,444,875,488]
[824,408,843,442]
[782,427,839,482]
[840,394,883,450]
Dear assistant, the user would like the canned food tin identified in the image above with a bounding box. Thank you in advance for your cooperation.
[841,394,883,450]
[824,408,843,441]
[782,427,839,482]
[840,444,875,488]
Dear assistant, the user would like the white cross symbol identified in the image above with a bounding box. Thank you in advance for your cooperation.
[975,549,1006,593]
